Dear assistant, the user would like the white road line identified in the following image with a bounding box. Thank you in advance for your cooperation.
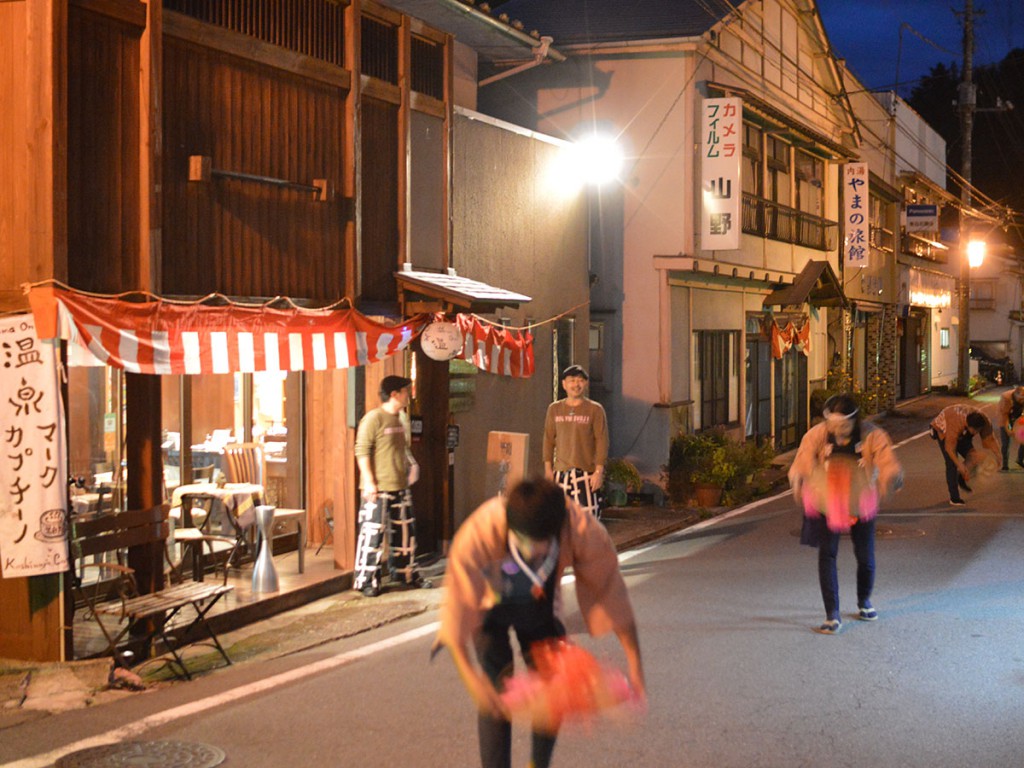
[5,622,439,768]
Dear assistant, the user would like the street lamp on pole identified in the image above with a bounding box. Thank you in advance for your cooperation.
[956,0,977,392]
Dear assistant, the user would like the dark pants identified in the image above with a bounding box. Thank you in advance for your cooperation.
[935,431,974,502]
[816,516,876,621]
[476,603,565,768]
[1000,428,1023,469]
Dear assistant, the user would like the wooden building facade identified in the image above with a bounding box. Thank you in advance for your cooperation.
[2,0,473,661]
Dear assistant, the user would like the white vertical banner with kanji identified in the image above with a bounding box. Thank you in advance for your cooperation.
[0,314,69,577]
[700,97,742,251]
[844,162,869,268]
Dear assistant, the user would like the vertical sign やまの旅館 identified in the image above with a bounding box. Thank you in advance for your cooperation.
[701,97,742,251]
[0,314,69,577]
[844,162,869,268]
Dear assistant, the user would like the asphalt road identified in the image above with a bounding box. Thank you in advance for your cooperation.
[3,398,1024,767]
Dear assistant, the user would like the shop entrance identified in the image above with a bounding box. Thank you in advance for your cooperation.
[774,348,807,451]
[745,336,772,443]
[900,311,926,398]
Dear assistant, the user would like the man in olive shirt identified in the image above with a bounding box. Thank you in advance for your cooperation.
[353,375,431,597]
[543,365,609,518]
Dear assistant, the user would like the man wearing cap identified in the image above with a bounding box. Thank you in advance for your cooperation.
[353,375,431,597]
[543,365,609,519]
[930,403,1001,506]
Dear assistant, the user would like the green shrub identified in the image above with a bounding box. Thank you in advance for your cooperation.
[604,458,643,493]
[664,429,774,505]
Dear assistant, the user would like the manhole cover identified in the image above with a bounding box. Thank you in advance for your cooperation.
[57,740,225,768]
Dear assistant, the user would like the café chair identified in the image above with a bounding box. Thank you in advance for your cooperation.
[223,442,264,486]
[192,464,215,482]
[173,493,248,579]
[315,501,334,556]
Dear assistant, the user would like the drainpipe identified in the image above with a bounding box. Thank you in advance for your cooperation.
[479,37,555,87]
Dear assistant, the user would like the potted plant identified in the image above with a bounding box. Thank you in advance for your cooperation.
[603,458,642,508]
[689,446,738,507]
[665,428,773,507]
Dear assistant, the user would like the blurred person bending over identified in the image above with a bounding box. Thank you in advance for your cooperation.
[434,477,644,768]
[930,403,1001,506]
[789,394,903,635]
[996,385,1024,471]
[543,365,609,518]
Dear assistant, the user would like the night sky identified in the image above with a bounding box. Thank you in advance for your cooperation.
[815,0,1023,96]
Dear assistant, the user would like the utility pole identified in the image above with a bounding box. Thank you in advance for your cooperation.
[956,0,976,391]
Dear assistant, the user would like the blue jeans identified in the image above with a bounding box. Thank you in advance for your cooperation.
[816,516,876,621]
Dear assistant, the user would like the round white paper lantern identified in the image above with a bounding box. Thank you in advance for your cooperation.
[420,321,464,361]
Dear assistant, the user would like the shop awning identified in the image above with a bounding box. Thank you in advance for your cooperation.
[27,284,536,378]
[762,260,848,309]
[395,268,531,312]
[28,285,430,375]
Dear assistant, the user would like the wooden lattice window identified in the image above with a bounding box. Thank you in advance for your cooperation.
[164,0,346,67]
[411,35,444,99]
[361,15,398,84]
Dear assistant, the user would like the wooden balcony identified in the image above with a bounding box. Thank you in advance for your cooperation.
[741,194,837,251]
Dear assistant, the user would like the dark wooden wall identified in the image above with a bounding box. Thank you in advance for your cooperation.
[67,3,143,293]
[161,35,348,300]
[360,96,400,304]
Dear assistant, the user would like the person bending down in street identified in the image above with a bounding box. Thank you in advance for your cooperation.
[929,404,1001,506]
[789,394,903,635]
[996,385,1024,471]
[434,477,645,768]
[352,375,431,597]
[543,365,609,519]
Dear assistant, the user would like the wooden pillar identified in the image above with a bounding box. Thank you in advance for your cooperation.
[125,373,164,594]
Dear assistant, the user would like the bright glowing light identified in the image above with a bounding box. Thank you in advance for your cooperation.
[967,239,986,268]
[565,135,624,185]
[910,290,951,308]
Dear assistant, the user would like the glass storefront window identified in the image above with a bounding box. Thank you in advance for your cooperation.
[67,365,125,513]
[159,372,304,508]
[68,366,304,513]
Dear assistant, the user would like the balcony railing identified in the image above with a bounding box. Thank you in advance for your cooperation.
[741,194,837,251]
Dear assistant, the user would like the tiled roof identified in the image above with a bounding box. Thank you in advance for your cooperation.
[492,0,730,45]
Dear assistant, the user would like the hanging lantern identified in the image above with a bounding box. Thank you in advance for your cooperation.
[420,321,464,361]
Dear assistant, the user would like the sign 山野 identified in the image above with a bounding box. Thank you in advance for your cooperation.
[0,314,69,578]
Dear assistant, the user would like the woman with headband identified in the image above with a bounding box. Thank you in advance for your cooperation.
[789,394,903,635]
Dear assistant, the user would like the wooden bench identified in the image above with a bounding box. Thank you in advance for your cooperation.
[69,503,234,680]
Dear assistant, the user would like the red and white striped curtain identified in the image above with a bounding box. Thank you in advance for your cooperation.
[28,286,536,378]
[769,319,811,359]
[454,314,534,378]
[29,286,431,375]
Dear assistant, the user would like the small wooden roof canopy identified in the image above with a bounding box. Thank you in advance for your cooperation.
[762,260,848,309]
[395,267,532,314]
